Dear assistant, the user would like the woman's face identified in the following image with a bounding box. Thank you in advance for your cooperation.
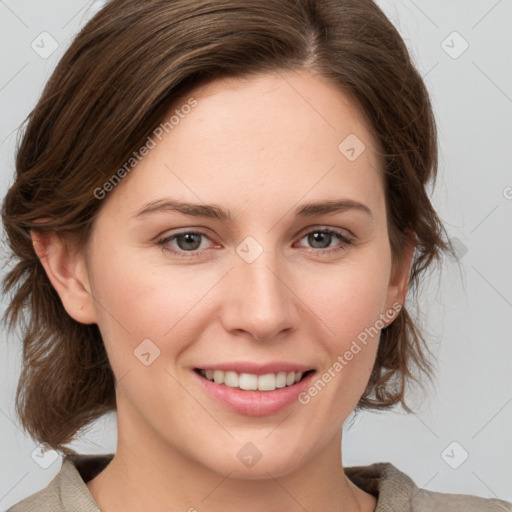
[78,70,409,477]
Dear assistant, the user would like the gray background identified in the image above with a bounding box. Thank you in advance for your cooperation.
[1,0,511,508]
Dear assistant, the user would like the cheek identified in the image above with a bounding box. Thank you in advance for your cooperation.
[87,246,222,363]
[310,257,392,344]
[300,250,391,399]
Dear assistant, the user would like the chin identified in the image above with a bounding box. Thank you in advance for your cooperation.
[201,445,308,481]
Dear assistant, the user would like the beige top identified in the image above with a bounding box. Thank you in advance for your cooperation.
[8,454,512,511]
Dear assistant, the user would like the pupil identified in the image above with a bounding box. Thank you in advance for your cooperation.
[178,233,201,251]
[309,231,331,249]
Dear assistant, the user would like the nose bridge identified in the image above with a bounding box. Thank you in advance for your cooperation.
[222,237,295,340]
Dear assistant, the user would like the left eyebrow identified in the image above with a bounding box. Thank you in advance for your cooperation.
[294,199,373,218]
[132,198,373,221]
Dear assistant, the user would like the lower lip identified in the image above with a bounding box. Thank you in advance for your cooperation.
[193,370,316,416]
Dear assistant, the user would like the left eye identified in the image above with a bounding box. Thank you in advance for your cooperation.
[296,229,351,251]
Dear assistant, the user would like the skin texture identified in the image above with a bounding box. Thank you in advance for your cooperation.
[33,69,414,511]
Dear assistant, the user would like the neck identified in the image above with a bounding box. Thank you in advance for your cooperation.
[86,407,375,512]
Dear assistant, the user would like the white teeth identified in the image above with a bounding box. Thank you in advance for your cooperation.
[224,371,238,388]
[213,370,224,384]
[239,373,258,390]
[200,369,308,391]
[258,373,277,391]
[275,371,287,388]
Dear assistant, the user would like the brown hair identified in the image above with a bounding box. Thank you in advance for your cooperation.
[2,0,449,452]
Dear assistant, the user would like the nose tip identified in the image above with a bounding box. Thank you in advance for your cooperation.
[220,255,296,341]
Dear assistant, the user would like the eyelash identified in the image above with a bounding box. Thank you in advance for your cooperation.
[157,228,354,259]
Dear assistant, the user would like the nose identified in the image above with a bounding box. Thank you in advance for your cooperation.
[220,250,298,342]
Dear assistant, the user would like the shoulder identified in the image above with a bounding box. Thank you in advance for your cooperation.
[7,482,64,512]
[7,454,112,512]
[345,462,512,512]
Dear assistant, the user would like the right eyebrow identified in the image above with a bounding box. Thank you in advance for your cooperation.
[133,199,232,222]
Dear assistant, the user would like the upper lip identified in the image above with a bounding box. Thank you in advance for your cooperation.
[195,362,315,376]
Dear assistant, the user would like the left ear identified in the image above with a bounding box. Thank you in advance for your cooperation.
[384,228,416,316]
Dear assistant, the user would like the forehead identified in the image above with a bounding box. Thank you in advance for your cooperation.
[104,70,385,221]
[176,70,379,162]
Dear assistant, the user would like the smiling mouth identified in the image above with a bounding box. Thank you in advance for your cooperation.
[194,368,315,392]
